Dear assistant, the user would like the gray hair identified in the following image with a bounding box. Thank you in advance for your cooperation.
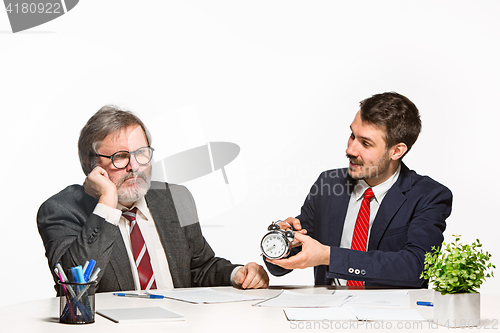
[78,105,152,175]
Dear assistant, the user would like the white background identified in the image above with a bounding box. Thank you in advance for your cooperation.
[1,1,499,306]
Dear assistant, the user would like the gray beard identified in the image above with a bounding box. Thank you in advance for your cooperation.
[115,168,152,204]
[117,180,150,203]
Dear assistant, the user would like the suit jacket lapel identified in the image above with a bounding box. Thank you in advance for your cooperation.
[328,171,353,247]
[145,182,188,288]
[108,238,135,290]
[83,191,135,291]
[368,163,412,250]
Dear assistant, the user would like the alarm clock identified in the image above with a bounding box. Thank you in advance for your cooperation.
[260,220,295,259]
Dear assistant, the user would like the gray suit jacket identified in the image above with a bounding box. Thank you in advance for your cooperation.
[37,181,237,293]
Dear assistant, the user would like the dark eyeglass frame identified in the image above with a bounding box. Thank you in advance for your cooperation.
[95,146,155,169]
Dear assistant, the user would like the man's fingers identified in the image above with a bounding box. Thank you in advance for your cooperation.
[237,263,269,289]
[293,232,308,242]
[277,220,292,230]
[268,253,305,270]
[291,230,308,247]
[246,273,269,289]
[239,266,254,288]
[246,269,269,289]
[284,217,302,231]
[241,269,257,289]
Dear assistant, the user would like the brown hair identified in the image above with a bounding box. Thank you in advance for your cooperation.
[78,105,152,175]
[360,92,421,156]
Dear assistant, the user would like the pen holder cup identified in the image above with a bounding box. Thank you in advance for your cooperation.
[58,281,96,324]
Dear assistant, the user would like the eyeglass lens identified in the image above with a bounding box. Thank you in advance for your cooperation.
[112,147,153,168]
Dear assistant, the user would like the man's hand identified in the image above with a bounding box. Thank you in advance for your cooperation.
[281,217,307,247]
[283,217,303,231]
[83,167,118,208]
[267,232,330,269]
[233,262,269,289]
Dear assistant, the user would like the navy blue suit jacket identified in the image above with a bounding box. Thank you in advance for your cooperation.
[267,163,452,288]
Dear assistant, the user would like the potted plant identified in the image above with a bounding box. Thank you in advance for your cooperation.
[420,235,495,327]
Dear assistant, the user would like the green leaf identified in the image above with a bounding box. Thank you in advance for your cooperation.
[422,236,495,294]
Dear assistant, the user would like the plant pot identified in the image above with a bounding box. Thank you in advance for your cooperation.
[433,291,480,327]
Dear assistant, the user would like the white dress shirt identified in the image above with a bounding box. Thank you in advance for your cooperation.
[94,198,174,290]
[335,164,401,285]
[93,197,241,290]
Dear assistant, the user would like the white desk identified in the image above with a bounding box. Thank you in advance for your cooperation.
[1,286,498,332]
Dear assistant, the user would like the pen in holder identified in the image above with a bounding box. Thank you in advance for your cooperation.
[58,281,96,324]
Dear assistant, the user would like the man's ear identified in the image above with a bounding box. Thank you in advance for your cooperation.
[85,157,97,175]
[390,143,408,161]
[84,161,91,175]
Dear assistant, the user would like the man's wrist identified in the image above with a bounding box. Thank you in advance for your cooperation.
[323,245,331,266]
[230,265,244,287]
[98,193,118,209]
[94,203,122,225]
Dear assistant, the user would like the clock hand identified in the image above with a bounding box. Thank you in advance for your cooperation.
[265,244,276,252]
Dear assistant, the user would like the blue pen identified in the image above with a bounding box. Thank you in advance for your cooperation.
[70,267,79,283]
[113,293,164,299]
[75,266,91,321]
[75,266,85,283]
[62,266,92,322]
[416,301,434,307]
[84,260,96,282]
[76,267,101,300]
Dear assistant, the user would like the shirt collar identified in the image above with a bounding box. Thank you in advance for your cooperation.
[118,196,152,222]
[354,164,401,203]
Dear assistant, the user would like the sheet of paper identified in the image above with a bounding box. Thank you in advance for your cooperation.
[283,307,426,322]
[149,288,266,304]
[254,290,353,307]
[333,290,410,308]
[351,307,427,321]
[284,307,358,321]
[97,307,185,323]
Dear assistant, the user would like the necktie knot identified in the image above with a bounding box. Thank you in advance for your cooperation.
[364,188,375,201]
[122,208,138,223]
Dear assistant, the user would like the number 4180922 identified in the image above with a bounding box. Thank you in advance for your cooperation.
[5,2,62,14]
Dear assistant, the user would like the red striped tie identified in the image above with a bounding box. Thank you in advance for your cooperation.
[122,208,157,290]
[347,188,375,287]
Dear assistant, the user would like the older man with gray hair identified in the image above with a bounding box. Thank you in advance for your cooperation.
[38,105,268,293]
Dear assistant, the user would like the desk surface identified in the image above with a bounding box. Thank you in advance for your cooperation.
[1,286,498,332]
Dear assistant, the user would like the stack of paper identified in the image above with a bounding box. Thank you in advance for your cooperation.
[254,289,409,308]
[254,290,353,307]
[332,290,410,308]
[98,307,184,323]
[148,288,266,304]
[284,307,426,322]
[255,289,426,322]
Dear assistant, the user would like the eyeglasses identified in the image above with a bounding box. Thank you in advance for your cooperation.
[95,146,154,169]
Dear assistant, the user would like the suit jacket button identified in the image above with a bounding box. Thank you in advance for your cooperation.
[354,269,360,275]
[361,269,366,275]
[348,268,354,274]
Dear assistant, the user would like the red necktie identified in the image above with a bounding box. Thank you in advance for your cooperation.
[347,188,375,287]
[122,208,157,290]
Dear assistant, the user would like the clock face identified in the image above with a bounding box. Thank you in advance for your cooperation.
[261,233,288,259]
